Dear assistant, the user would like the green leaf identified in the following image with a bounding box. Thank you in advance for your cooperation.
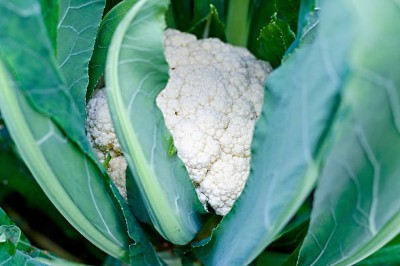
[39,0,59,52]
[109,182,163,265]
[256,14,295,68]
[356,244,400,266]
[188,5,226,41]
[57,0,106,118]
[254,251,290,266]
[104,0,123,15]
[193,2,345,265]
[0,208,83,265]
[168,0,227,32]
[248,0,300,59]
[0,58,130,261]
[106,0,205,245]
[0,0,131,259]
[88,0,137,97]
[297,0,400,265]
[286,0,319,54]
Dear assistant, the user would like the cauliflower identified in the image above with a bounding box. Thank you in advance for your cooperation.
[156,29,272,215]
[86,88,127,199]
[86,29,271,215]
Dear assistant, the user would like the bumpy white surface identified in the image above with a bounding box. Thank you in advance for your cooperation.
[86,88,127,199]
[157,29,272,215]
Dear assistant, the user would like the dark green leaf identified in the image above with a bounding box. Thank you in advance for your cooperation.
[248,0,300,58]
[168,0,227,32]
[357,244,400,266]
[257,14,295,68]
[188,5,226,41]
[39,0,59,52]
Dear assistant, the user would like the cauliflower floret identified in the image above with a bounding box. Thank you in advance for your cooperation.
[86,88,127,199]
[157,29,272,215]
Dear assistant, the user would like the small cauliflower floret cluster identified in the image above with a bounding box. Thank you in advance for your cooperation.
[157,29,272,215]
[86,89,127,199]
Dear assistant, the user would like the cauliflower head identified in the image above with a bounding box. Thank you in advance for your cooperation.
[86,29,271,215]
[157,29,272,215]
[86,88,127,199]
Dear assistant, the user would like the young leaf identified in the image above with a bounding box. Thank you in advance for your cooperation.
[106,0,206,245]
[57,0,106,118]
[256,14,295,68]
[188,5,226,41]
[297,0,400,265]
[248,0,300,61]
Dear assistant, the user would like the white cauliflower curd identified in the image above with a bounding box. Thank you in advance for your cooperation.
[86,88,127,199]
[157,29,272,215]
[86,29,271,215]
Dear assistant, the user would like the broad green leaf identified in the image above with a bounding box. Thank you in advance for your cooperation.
[297,1,400,265]
[256,14,295,68]
[188,5,226,41]
[106,0,205,245]
[88,0,137,97]
[0,58,130,261]
[0,0,94,158]
[0,0,132,259]
[194,2,347,264]
[57,0,106,118]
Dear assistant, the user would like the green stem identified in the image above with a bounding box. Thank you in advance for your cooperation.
[225,0,251,47]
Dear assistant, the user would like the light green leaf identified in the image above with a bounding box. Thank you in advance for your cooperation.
[297,0,400,265]
[0,0,131,260]
[57,0,106,118]
[88,0,137,97]
[106,0,206,245]
[0,58,130,261]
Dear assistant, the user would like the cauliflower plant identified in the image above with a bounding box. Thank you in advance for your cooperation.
[86,29,271,215]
